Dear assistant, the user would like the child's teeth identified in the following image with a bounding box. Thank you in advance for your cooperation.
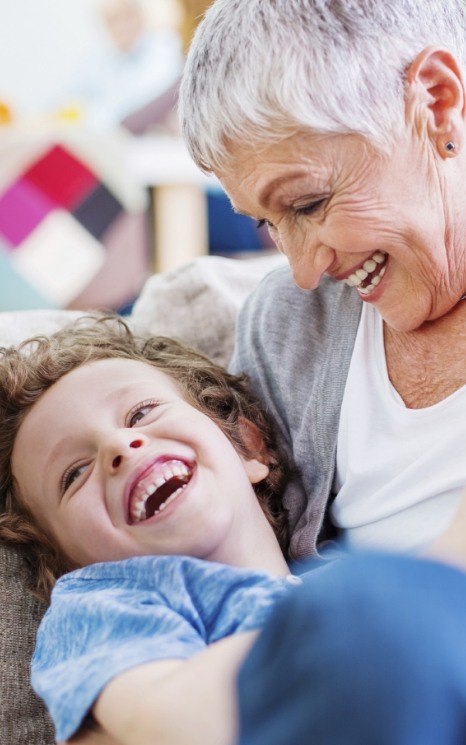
[129,460,194,523]
[356,268,368,280]
[363,259,376,272]
[373,252,385,263]
[131,504,145,522]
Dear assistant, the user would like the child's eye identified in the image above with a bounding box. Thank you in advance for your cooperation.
[127,400,158,427]
[61,463,88,494]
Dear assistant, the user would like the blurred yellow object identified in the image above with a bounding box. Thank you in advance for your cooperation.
[54,105,85,124]
[0,101,13,125]
[179,0,212,53]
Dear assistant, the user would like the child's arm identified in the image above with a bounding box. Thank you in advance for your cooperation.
[92,630,258,745]
[64,728,123,744]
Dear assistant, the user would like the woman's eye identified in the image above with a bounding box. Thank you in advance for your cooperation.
[295,199,327,217]
[61,463,88,494]
[128,401,157,427]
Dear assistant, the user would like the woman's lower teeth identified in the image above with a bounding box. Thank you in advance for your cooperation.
[358,265,386,295]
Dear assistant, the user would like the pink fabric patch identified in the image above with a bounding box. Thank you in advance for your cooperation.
[23,145,98,209]
[0,179,55,247]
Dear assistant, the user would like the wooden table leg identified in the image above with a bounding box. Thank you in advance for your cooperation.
[152,184,208,273]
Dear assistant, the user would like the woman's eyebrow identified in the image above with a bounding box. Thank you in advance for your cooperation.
[231,172,314,218]
[256,171,311,206]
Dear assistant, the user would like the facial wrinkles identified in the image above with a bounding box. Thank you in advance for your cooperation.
[225,136,328,218]
[324,149,411,255]
[278,158,369,275]
[424,152,466,296]
[261,170,334,273]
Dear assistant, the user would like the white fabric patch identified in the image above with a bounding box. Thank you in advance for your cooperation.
[11,210,105,306]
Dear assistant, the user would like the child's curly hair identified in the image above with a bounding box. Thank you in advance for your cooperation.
[0,315,290,600]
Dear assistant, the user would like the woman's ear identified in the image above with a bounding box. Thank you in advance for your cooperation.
[237,417,270,484]
[405,46,465,156]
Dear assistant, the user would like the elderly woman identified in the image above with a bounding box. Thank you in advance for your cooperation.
[177,0,466,742]
[180,0,466,556]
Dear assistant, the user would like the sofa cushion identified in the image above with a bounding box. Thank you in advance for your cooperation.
[0,545,55,744]
[131,253,284,367]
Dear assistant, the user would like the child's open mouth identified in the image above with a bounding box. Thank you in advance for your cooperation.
[128,459,194,524]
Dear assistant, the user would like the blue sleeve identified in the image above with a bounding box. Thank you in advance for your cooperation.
[31,578,207,742]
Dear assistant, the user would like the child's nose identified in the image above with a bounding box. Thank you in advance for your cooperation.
[111,437,144,469]
[104,431,147,472]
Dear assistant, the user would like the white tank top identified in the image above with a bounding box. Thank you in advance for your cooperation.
[332,302,466,554]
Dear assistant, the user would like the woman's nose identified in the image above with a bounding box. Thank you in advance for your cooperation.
[283,238,335,290]
[102,431,147,472]
[278,228,335,290]
[293,245,336,290]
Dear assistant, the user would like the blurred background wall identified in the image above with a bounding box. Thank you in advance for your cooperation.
[0,0,275,314]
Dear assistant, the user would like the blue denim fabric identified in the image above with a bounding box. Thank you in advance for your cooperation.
[32,555,289,742]
[238,553,466,745]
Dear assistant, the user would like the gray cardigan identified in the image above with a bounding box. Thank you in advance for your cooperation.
[230,266,362,561]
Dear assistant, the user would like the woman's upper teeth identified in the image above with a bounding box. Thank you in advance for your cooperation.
[345,251,387,289]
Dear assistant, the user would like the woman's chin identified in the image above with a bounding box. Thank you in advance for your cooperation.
[378,305,430,333]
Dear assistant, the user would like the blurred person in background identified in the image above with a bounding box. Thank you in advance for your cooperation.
[75,0,183,128]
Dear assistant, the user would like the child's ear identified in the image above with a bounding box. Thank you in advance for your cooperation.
[238,417,270,484]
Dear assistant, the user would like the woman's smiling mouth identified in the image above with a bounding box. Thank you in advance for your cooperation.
[344,251,388,295]
[128,459,195,524]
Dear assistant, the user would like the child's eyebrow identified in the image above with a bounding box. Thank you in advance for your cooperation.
[42,384,149,475]
[44,436,84,485]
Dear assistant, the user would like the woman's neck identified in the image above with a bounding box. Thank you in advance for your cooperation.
[383,297,466,408]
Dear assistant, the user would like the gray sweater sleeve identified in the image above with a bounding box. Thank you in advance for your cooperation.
[230,266,361,560]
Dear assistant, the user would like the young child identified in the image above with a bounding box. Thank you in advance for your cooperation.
[0,314,297,745]
[2,315,466,745]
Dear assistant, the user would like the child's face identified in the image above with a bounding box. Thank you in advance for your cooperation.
[11,358,269,567]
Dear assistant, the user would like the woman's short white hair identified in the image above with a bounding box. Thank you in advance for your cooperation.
[179,0,466,172]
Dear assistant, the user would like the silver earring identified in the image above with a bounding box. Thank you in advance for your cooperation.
[445,141,456,152]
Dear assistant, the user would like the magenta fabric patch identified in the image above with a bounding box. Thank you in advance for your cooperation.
[0,179,55,247]
[23,145,98,209]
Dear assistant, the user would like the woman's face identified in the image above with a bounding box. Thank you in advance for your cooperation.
[219,131,465,332]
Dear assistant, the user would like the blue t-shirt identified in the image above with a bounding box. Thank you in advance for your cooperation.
[32,555,300,742]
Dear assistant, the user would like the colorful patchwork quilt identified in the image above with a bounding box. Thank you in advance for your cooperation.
[0,138,149,311]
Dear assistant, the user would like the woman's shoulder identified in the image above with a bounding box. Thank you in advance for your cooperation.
[244,266,362,315]
[237,264,362,345]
